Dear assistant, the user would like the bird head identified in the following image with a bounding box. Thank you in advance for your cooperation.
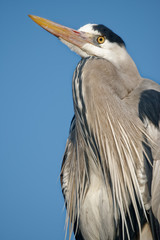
[29,15,129,68]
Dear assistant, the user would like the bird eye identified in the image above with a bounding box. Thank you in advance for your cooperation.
[97,36,105,44]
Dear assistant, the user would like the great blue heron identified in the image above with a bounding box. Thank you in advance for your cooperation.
[29,15,160,240]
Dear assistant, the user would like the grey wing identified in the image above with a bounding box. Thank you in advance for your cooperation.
[60,115,76,202]
[138,87,160,234]
[152,154,160,223]
[60,116,85,240]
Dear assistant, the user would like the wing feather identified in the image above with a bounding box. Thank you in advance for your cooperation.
[138,86,160,238]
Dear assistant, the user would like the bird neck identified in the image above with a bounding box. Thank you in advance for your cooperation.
[72,57,145,236]
[104,46,140,80]
[109,50,142,96]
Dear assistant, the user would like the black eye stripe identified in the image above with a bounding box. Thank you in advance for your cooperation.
[93,24,125,46]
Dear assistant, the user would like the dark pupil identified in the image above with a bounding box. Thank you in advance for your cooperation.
[98,37,104,43]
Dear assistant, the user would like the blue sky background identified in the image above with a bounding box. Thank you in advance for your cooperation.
[1,0,160,239]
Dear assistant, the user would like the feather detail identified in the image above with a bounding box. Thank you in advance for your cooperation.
[61,57,151,240]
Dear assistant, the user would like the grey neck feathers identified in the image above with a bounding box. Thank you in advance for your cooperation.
[71,57,146,238]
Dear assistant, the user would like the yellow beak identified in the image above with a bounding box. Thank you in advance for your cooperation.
[29,15,92,48]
